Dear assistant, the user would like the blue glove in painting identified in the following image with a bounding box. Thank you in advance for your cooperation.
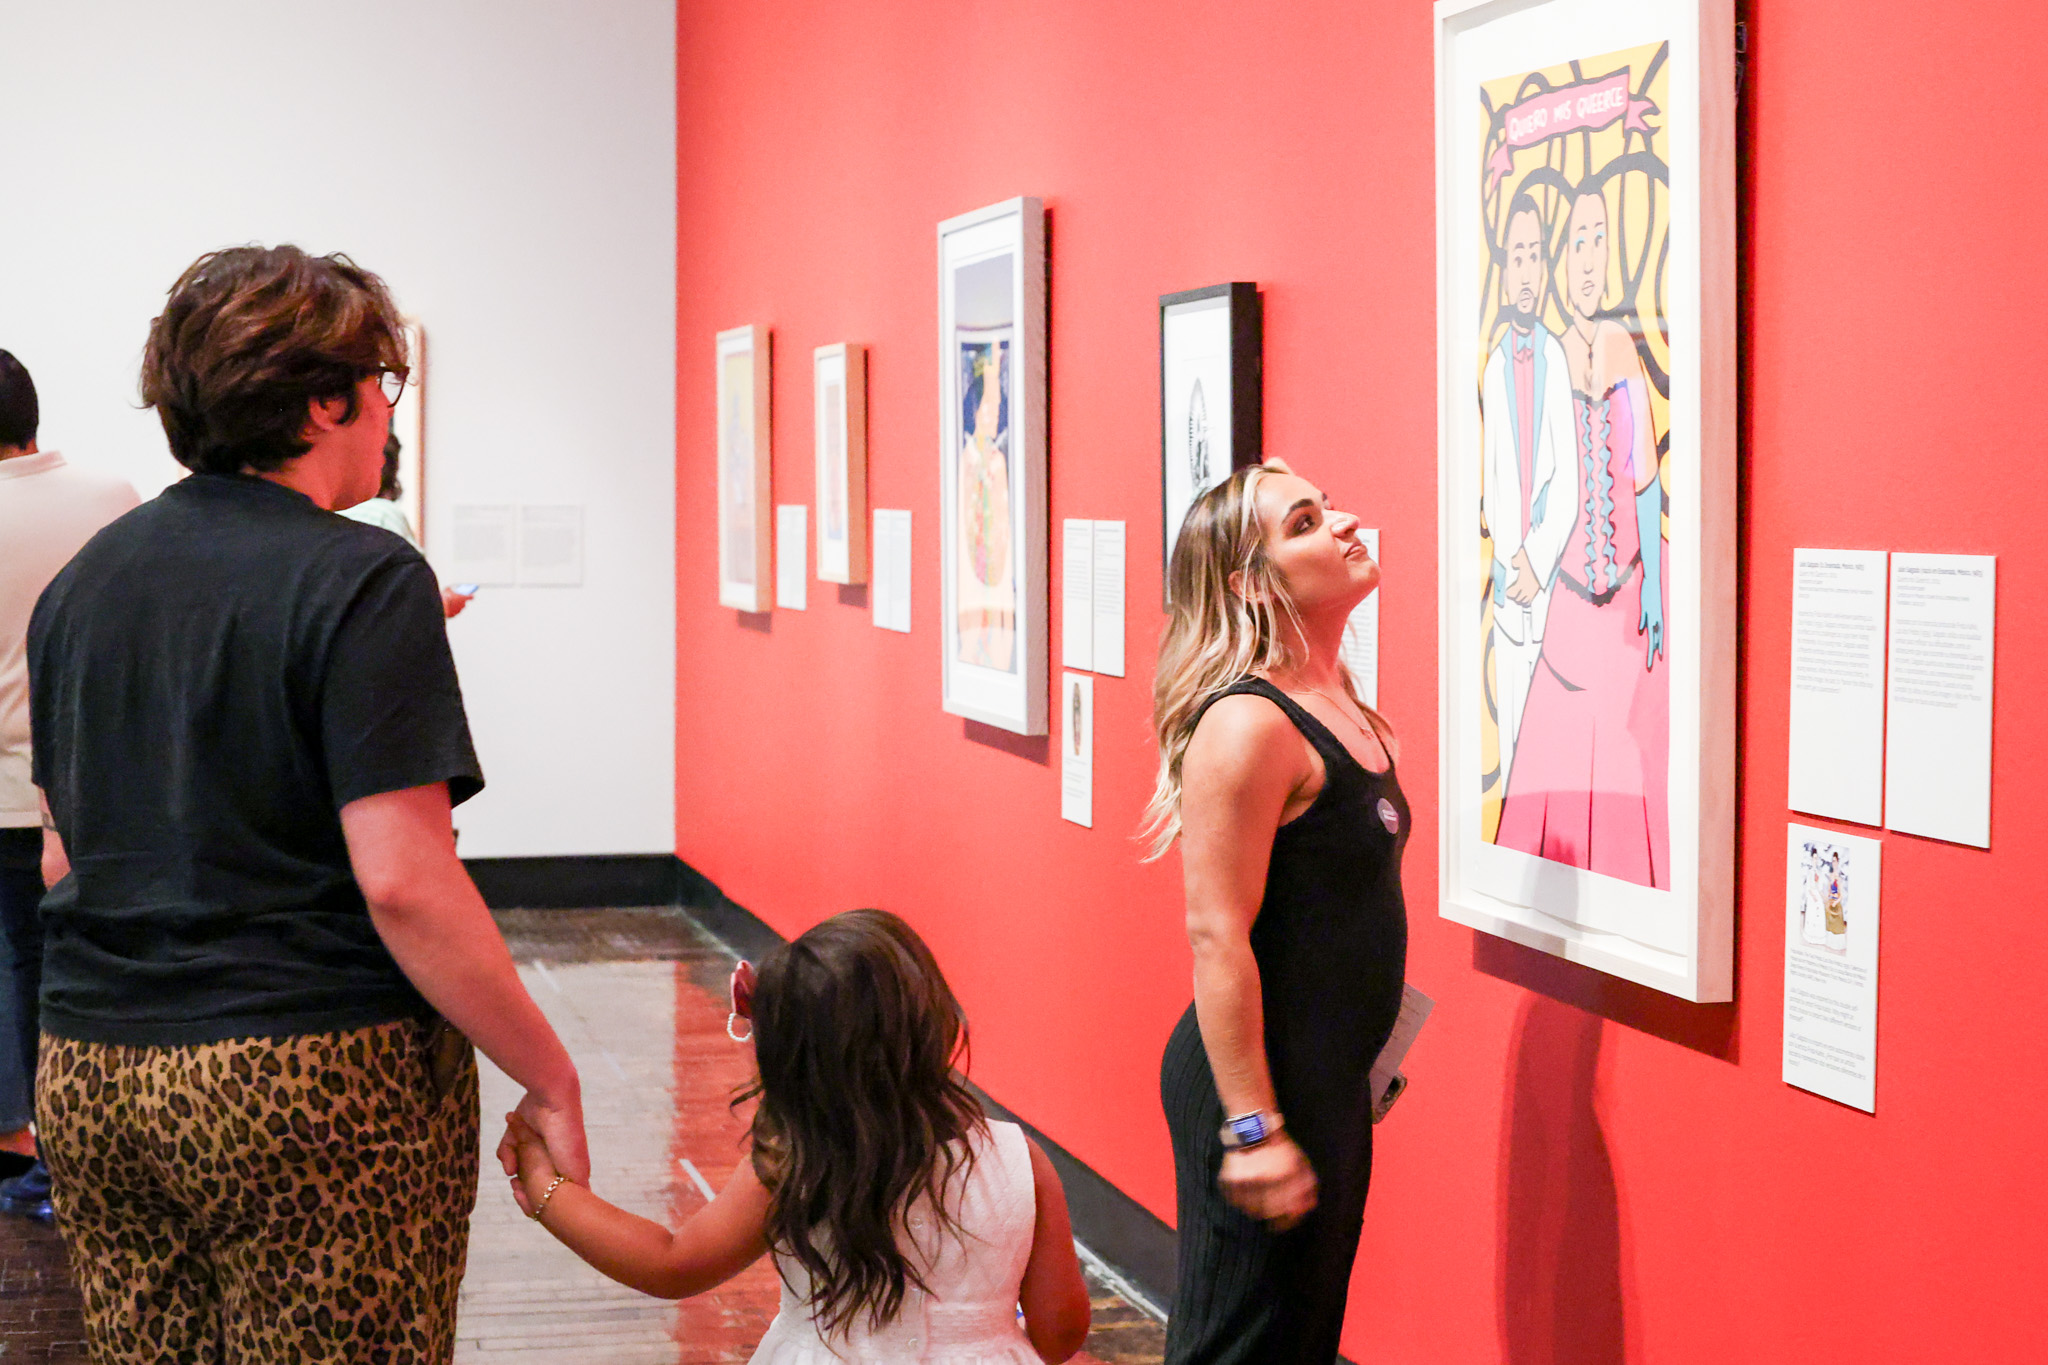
[1635,481,1665,668]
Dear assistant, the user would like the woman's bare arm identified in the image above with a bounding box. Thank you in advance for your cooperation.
[1178,694,1321,1229]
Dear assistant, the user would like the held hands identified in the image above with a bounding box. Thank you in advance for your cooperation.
[1218,1133,1319,1232]
[497,1112,564,1216]
[518,1084,590,1183]
[496,1080,590,1211]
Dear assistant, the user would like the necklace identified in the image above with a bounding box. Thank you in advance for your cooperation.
[1282,684,1388,766]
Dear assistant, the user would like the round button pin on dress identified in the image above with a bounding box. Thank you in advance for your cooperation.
[1377,797,1400,833]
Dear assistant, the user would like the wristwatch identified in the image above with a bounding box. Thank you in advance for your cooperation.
[1219,1109,1284,1151]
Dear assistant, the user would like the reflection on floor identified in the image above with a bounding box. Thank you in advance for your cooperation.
[0,906,1166,1364]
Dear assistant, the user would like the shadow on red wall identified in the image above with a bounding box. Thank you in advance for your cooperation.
[1473,933,1739,1061]
[1479,929,1738,1361]
[1496,995,1626,1365]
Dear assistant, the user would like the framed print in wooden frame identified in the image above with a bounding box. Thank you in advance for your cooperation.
[814,343,867,585]
[715,324,772,613]
[1435,0,1735,1001]
[938,196,1048,736]
[1159,283,1262,604]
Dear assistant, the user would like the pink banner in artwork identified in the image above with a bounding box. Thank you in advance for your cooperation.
[1486,71,1656,190]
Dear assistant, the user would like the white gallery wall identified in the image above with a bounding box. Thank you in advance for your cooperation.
[0,0,677,858]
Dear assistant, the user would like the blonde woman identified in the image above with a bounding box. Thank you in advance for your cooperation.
[1147,462,1409,1364]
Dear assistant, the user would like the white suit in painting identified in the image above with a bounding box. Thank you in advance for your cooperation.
[1482,321,1575,786]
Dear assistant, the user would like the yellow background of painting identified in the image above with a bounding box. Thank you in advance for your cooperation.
[1475,39,1671,841]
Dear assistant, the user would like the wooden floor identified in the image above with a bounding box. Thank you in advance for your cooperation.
[0,1198,86,1360]
[0,906,1167,1364]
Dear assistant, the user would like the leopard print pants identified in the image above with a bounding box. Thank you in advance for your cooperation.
[36,1019,479,1363]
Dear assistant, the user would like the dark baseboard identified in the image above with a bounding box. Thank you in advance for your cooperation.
[464,853,682,910]
[671,861,789,963]
[472,852,1179,1312]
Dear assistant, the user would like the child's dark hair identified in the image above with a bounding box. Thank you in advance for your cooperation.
[739,909,985,1336]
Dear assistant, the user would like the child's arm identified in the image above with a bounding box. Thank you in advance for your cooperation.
[1016,1136,1092,1362]
[500,1114,772,1300]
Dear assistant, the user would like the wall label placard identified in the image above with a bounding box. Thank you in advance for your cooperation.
[872,509,912,634]
[1787,549,1888,825]
[1884,553,1995,847]
[1061,519,1126,678]
[776,505,807,610]
[1061,672,1093,828]
[1340,529,1382,708]
[1782,823,1882,1113]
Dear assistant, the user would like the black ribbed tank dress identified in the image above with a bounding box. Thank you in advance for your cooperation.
[1160,678,1410,1364]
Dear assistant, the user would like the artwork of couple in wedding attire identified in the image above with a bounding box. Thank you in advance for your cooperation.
[1476,41,1673,892]
[1798,841,1850,954]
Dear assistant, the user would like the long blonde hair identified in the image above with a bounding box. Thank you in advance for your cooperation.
[1140,462,1383,859]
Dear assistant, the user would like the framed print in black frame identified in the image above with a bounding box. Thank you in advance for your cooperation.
[1160,283,1262,604]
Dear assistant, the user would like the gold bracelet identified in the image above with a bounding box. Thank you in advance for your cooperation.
[528,1175,569,1222]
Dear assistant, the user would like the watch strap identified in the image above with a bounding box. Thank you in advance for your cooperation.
[1219,1109,1284,1151]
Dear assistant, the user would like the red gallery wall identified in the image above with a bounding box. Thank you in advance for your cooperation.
[673,2,2048,1358]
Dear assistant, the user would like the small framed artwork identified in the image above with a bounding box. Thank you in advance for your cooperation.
[938,196,1048,736]
[715,324,772,613]
[814,343,868,584]
[1435,0,1736,1000]
[1159,284,1261,602]
[393,318,426,547]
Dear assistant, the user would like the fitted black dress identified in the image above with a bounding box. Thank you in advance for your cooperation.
[1160,678,1410,1364]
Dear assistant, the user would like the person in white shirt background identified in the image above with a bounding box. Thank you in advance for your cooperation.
[339,430,475,619]
[0,349,139,1223]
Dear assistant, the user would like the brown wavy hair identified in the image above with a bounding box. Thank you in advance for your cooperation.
[740,909,985,1337]
[140,244,406,476]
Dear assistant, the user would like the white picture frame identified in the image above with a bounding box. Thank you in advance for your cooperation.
[716,323,772,613]
[1435,0,1735,1001]
[814,343,867,585]
[938,196,1048,735]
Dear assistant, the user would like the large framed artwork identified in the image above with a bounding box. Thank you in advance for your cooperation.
[938,197,1048,735]
[814,343,868,585]
[1436,0,1735,1001]
[716,324,772,613]
[1159,284,1262,604]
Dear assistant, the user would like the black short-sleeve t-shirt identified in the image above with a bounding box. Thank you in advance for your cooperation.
[28,474,484,1046]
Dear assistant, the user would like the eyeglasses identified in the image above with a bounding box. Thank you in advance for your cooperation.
[376,366,411,406]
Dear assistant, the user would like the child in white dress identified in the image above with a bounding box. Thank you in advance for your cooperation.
[500,909,1092,1363]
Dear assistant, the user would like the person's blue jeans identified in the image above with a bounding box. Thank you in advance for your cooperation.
[0,829,45,1135]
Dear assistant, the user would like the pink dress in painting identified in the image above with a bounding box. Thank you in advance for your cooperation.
[1494,379,1670,890]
